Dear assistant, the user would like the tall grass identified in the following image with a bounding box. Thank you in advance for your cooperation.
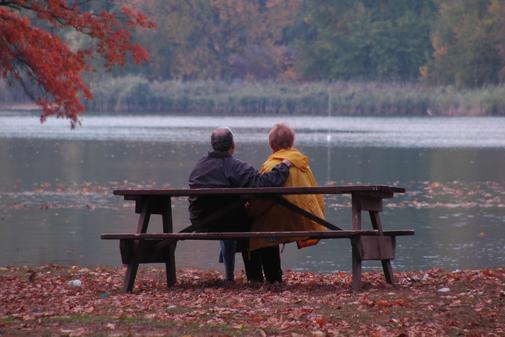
[4,76,505,116]
[86,77,505,116]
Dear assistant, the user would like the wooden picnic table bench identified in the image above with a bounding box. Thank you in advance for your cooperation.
[101,185,414,292]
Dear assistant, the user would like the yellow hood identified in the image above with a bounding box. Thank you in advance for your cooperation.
[265,148,309,172]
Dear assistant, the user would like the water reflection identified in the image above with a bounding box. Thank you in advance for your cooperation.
[1,114,505,271]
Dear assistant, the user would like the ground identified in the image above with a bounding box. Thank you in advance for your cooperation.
[0,266,504,337]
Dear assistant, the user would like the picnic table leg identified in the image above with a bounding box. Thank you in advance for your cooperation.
[162,198,176,287]
[124,198,151,293]
[351,193,362,291]
[369,211,395,284]
[351,193,362,231]
[351,238,362,291]
[124,263,139,293]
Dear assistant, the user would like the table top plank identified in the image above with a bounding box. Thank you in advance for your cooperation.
[113,185,405,197]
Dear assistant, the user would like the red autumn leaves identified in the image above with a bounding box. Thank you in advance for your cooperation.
[0,1,154,127]
[1,266,504,336]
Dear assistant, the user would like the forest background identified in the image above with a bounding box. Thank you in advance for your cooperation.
[3,0,505,117]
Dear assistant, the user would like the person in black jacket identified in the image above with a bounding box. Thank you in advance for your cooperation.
[188,127,292,282]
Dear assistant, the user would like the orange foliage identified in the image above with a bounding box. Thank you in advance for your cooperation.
[0,1,154,127]
[130,0,300,81]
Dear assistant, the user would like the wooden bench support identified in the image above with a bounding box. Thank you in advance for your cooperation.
[350,235,396,291]
[121,196,178,292]
[162,199,176,288]
[351,239,362,292]
[369,210,395,285]
[124,262,138,294]
[123,199,151,293]
[103,230,414,292]
[120,239,177,292]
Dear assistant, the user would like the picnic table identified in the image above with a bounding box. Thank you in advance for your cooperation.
[101,185,414,292]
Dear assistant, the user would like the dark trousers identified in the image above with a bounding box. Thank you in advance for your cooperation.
[243,245,282,283]
[219,239,238,281]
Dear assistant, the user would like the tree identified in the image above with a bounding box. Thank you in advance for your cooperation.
[428,0,503,87]
[0,0,154,126]
[126,0,300,81]
[298,0,436,81]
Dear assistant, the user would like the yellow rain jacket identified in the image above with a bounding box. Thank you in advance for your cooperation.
[249,148,326,251]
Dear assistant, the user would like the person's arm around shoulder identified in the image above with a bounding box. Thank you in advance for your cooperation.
[281,159,293,168]
[228,158,292,187]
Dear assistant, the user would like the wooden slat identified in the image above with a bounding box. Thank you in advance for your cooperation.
[113,185,405,197]
[356,236,396,260]
[101,230,415,240]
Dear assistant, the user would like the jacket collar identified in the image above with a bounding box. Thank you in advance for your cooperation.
[208,150,231,158]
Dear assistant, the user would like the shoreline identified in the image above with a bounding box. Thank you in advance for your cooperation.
[0,102,38,111]
[5,78,505,117]
[0,103,501,118]
[1,265,503,336]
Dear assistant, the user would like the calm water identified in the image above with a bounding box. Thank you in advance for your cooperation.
[1,113,505,273]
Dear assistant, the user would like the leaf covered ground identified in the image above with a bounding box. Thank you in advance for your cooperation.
[0,266,504,337]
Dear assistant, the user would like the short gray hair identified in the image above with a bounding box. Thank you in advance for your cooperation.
[211,127,234,151]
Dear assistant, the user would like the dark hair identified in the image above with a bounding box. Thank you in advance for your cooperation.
[211,127,234,151]
[269,123,295,151]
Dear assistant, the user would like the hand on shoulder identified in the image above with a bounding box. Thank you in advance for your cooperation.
[282,159,293,168]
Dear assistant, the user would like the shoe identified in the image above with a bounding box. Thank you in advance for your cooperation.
[266,279,282,284]
[246,278,264,285]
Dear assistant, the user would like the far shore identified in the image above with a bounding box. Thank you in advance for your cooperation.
[0,101,500,118]
[4,79,505,117]
[0,102,39,111]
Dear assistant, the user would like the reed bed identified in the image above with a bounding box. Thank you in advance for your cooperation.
[86,77,505,116]
[4,77,505,116]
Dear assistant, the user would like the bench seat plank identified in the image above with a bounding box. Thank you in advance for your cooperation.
[101,230,414,240]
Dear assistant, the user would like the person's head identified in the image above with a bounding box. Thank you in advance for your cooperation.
[211,127,235,154]
[268,123,295,152]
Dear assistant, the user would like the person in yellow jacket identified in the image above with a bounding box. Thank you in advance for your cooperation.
[247,123,327,283]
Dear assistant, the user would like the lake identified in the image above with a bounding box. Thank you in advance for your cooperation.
[1,113,505,273]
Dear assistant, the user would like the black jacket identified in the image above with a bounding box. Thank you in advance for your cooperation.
[188,151,289,231]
